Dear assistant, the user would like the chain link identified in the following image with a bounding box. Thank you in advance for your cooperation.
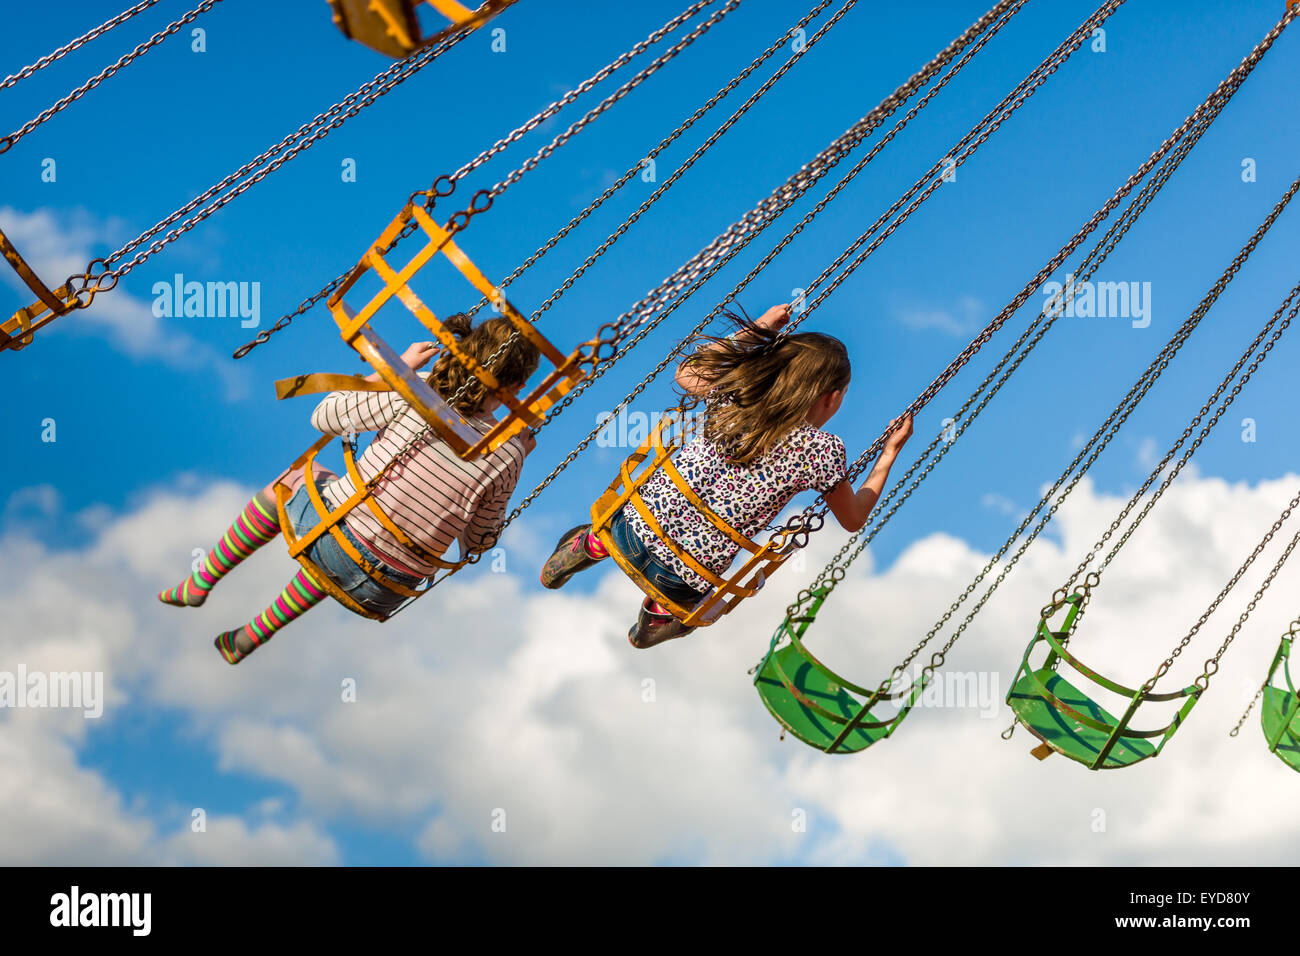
[780,100,1221,620]
[460,0,843,328]
[0,0,222,156]
[895,175,1300,694]
[1229,619,1299,736]
[0,0,167,91]
[232,0,723,359]
[444,0,745,408]
[1141,493,1300,695]
[497,0,1028,532]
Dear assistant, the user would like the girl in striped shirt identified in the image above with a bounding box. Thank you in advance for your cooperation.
[541,303,912,648]
[158,314,540,664]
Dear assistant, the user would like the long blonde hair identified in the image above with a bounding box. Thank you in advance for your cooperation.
[427,313,541,415]
[680,310,851,465]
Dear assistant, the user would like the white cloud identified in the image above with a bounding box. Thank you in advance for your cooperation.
[895,295,984,336]
[0,206,249,400]
[1,471,1299,864]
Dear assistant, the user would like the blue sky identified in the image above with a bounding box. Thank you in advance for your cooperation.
[2,0,1299,866]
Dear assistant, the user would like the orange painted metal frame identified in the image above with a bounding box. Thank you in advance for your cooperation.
[589,408,802,628]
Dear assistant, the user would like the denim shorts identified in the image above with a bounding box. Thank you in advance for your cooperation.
[608,507,707,608]
[285,484,424,617]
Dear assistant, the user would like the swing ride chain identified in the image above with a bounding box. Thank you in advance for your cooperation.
[0,0,222,156]
[780,5,1297,620]
[853,171,1300,698]
[777,0,1171,613]
[1095,280,1300,573]
[1229,618,1300,736]
[500,0,1027,526]
[918,186,1300,681]
[327,4,744,559]
[797,104,1276,621]
[460,0,844,325]
[576,0,1026,365]
[61,23,475,324]
[118,27,471,272]
[444,0,747,409]
[1137,491,1300,696]
[0,0,167,91]
[511,0,1027,443]
[232,0,733,361]
[1057,182,1300,600]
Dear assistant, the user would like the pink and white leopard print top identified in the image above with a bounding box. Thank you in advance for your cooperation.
[623,421,847,593]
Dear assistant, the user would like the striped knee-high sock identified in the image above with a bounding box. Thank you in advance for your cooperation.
[159,496,280,607]
[214,568,326,664]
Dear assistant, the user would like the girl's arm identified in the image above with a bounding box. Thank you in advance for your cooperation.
[825,415,914,533]
[310,341,437,437]
[675,303,792,396]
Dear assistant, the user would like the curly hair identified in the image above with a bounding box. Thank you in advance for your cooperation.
[427,313,541,415]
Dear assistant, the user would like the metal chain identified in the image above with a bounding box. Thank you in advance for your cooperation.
[460,0,843,326]
[825,2,1294,497]
[44,0,522,329]
[773,2,1297,600]
[1229,618,1299,736]
[719,0,1127,558]
[301,1,740,562]
[232,0,723,359]
[856,171,1300,699]
[497,0,1027,530]
[582,0,1028,362]
[0,0,166,91]
[444,0,746,408]
[114,26,473,272]
[1144,496,1300,695]
[780,96,1222,620]
[47,21,475,324]
[0,0,222,155]
[1090,281,1300,577]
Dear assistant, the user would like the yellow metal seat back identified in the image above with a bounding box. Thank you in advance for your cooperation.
[329,0,486,58]
[0,226,80,352]
[326,200,589,462]
[590,407,800,628]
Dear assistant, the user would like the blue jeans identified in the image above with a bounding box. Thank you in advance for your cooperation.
[608,508,707,608]
[285,485,423,617]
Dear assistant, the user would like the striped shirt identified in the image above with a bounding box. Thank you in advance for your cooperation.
[310,385,526,577]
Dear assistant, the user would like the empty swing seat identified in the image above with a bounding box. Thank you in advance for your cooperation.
[319,200,590,462]
[0,226,80,352]
[1007,594,1201,770]
[1259,636,1300,772]
[752,588,913,753]
[589,408,803,629]
[329,0,504,58]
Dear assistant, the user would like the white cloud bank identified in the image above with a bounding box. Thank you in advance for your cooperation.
[1,469,1299,865]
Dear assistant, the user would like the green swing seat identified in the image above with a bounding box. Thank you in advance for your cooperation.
[1006,594,1201,770]
[1259,637,1300,772]
[753,588,921,754]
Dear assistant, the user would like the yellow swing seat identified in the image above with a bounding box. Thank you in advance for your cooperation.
[589,407,804,629]
[272,433,466,622]
[328,0,507,58]
[314,199,590,462]
[0,227,82,352]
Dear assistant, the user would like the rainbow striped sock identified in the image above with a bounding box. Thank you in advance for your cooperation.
[214,568,326,664]
[159,495,280,607]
